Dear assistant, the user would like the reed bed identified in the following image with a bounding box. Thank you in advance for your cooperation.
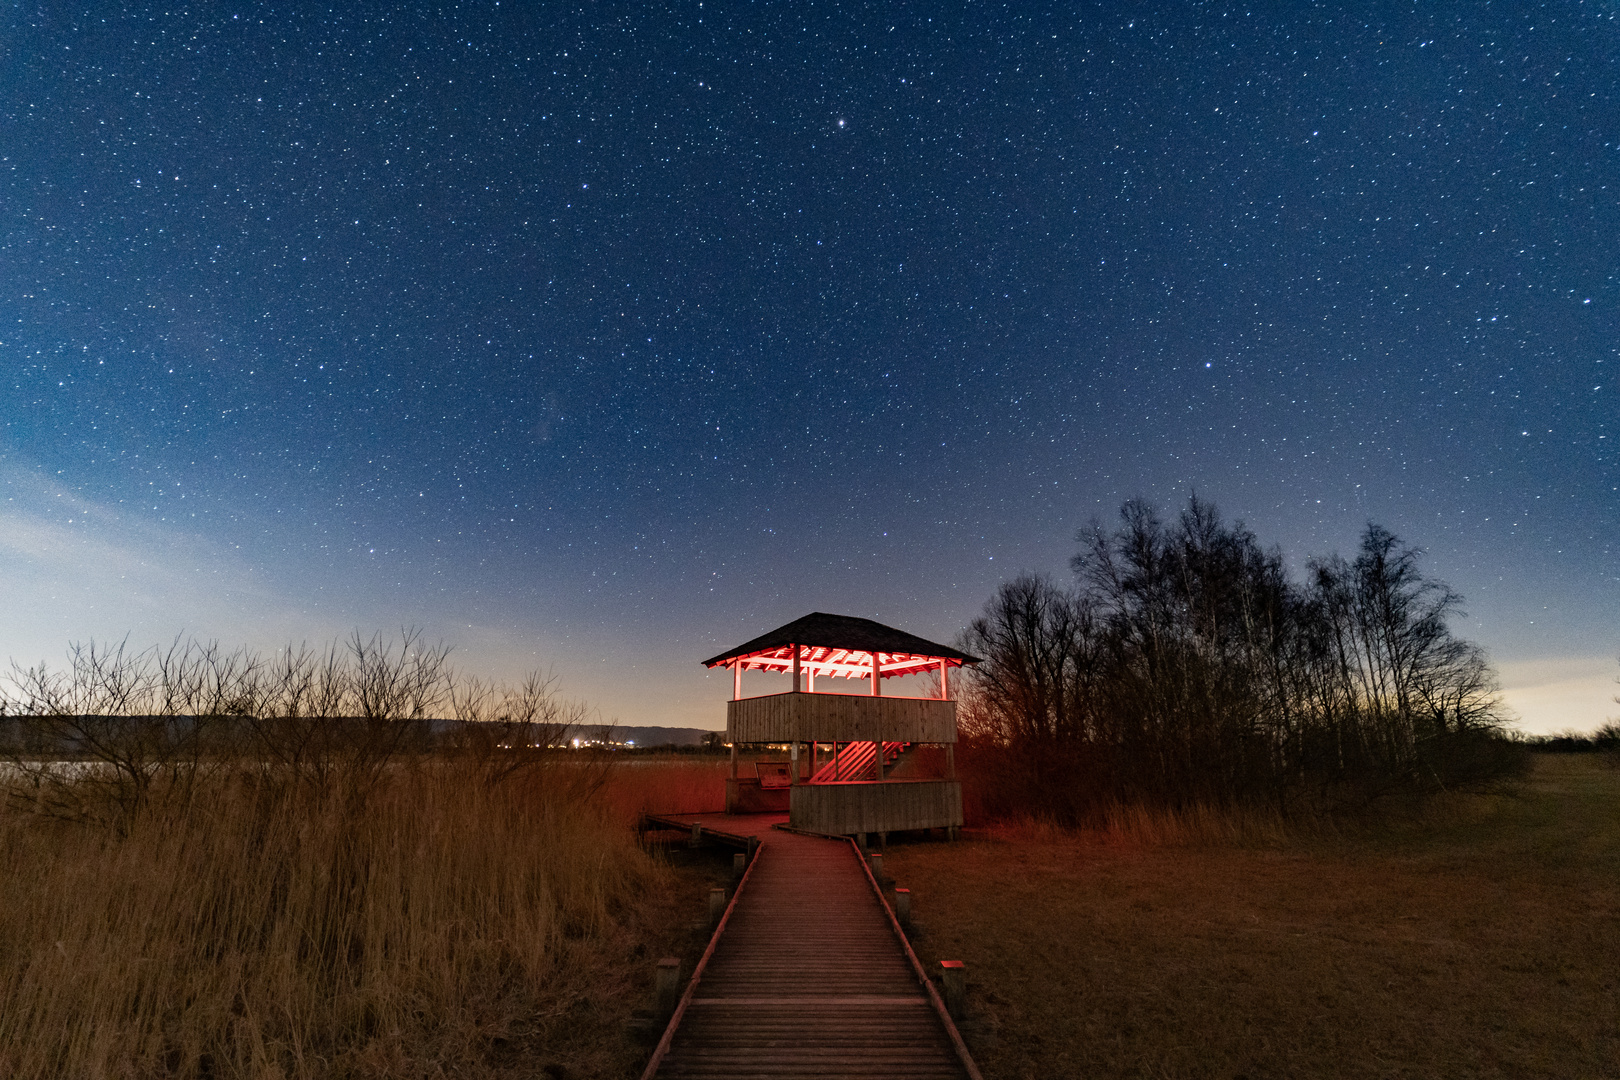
[973,797,1299,850]
[595,755,730,824]
[0,759,671,1079]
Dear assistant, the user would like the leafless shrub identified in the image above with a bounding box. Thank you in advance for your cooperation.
[0,630,591,824]
[446,669,597,788]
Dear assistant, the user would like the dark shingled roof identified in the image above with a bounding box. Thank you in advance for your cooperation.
[701,612,981,668]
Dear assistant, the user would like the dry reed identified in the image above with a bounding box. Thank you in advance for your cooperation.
[0,759,668,1079]
[594,756,729,825]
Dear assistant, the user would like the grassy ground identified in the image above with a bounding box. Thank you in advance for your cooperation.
[884,754,1619,1080]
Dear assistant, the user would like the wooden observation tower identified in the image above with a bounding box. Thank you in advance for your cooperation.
[703,612,980,841]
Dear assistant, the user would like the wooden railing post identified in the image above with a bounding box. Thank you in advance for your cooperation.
[655,958,681,1019]
[939,960,966,1019]
[709,887,727,927]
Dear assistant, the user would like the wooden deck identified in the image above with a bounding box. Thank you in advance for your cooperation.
[644,818,980,1080]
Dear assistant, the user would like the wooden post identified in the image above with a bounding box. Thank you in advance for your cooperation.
[868,851,885,885]
[732,660,741,700]
[690,822,702,848]
[730,739,739,780]
[833,740,841,780]
[946,742,956,781]
[732,852,746,878]
[789,741,799,785]
[894,887,911,927]
[656,958,681,1018]
[874,651,886,781]
[791,644,801,693]
[939,660,949,700]
[709,887,727,926]
[939,960,966,1018]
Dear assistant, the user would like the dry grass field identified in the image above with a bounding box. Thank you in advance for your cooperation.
[5,749,1613,1078]
[0,754,734,1080]
[885,753,1620,1080]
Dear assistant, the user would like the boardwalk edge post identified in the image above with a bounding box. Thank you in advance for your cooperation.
[638,839,764,1080]
[708,886,727,926]
[848,835,986,1080]
[654,958,681,1019]
[940,960,967,1019]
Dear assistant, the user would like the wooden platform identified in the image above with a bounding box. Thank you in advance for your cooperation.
[644,819,980,1080]
[789,779,962,837]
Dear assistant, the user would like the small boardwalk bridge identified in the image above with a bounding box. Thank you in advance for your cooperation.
[642,815,981,1080]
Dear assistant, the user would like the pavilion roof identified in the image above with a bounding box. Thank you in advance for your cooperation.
[701,612,980,678]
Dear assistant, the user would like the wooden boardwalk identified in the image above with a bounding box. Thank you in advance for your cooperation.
[644,819,980,1080]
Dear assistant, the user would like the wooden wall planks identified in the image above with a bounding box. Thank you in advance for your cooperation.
[789,780,964,836]
[727,692,956,744]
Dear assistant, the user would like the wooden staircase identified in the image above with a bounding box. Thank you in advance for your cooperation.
[807,741,911,783]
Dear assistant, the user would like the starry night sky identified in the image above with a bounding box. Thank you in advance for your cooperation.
[4,2,1616,732]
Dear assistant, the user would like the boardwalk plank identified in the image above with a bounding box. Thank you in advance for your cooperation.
[645,821,977,1080]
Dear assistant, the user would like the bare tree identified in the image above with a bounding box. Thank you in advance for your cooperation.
[958,497,1520,822]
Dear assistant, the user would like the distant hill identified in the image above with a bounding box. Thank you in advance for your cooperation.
[576,724,718,748]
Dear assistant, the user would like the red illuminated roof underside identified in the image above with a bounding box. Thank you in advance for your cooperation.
[701,612,981,681]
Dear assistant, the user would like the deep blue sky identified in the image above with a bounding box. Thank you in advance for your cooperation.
[4,2,1616,731]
